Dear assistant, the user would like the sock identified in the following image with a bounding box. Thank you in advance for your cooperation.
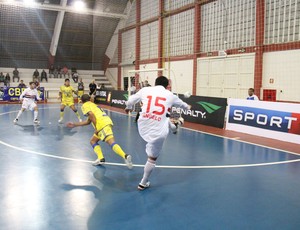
[141,159,156,185]
[60,111,64,119]
[16,110,23,119]
[111,142,126,159]
[75,111,81,119]
[34,111,38,120]
[92,143,104,160]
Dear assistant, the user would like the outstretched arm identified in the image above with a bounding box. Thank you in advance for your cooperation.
[66,115,92,128]
[125,90,142,112]
[172,95,191,110]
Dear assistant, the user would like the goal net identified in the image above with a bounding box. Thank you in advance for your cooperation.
[127,68,180,120]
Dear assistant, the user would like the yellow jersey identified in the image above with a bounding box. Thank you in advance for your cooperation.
[60,85,75,102]
[81,101,113,131]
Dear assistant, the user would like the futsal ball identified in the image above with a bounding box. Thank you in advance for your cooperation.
[178,117,184,126]
[183,91,191,98]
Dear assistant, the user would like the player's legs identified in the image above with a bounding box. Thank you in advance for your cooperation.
[14,107,26,123]
[70,104,82,122]
[90,135,105,165]
[96,125,132,168]
[32,104,40,124]
[59,104,66,123]
[139,138,165,190]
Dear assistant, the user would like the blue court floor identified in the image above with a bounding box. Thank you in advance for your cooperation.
[1,104,300,230]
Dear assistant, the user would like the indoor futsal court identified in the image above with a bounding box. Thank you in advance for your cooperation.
[1,104,300,229]
[1,0,300,229]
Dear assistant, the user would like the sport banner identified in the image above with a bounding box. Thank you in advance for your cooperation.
[110,90,128,109]
[173,95,227,128]
[0,87,45,101]
[226,98,300,144]
[94,90,111,105]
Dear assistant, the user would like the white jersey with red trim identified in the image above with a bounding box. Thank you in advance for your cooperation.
[126,85,189,143]
[20,87,40,103]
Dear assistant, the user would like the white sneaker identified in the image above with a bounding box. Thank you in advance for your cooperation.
[33,119,40,125]
[13,118,18,124]
[92,158,105,166]
[124,155,133,169]
[138,181,150,191]
[58,118,63,124]
[78,118,82,122]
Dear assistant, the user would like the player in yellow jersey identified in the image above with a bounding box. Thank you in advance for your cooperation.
[58,78,82,123]
[66,94,133,168]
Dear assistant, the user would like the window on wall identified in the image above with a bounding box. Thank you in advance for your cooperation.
[265,0,300,44]
[163,9,194,57]
[201,0,256,52]
[141,0,159,22]
[140,21,159,60]
[126,0,136,27]
[164,0,194,11]
[122,29,136,64]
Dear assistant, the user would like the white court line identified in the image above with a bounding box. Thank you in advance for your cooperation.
[0,104,300,169]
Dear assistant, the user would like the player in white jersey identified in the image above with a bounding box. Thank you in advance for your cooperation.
[125,76,190,190]
[13,81,42,125]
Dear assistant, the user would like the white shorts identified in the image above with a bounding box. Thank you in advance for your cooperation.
[145,137,166,159]
[22,100,37,111]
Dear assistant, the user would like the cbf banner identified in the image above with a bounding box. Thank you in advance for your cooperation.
[0,87,45,101]
[173,95,227,128]
[226,98,300,144]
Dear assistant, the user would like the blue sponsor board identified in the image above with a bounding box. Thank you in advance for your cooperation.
[228,105,298,133]
[0,87,45,101]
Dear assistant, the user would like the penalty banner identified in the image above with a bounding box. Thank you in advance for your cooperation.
[173,95,227,128]
[0,87,45,101]
[226,98,300,144]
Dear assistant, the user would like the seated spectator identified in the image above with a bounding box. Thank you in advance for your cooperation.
[5,73,11,87]
[72,72,79,83]
[0,72,4,83]
[41,69,48,82]
[54,67,59,78]
[71,67,77,75]
[13,67,20,82]
[57,65,62,78]
[49,64,54,78]
[33,69,40,81]
[100,83,106,90]
[62,66,69,78]
[18,80,26,88]
[34,79,40,89]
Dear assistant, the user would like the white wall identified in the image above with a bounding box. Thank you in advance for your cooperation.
[262,49,300,102]
[138,63,158,86]
[164,60,193,94]
[106,67,118,89]
[197,54,255,99]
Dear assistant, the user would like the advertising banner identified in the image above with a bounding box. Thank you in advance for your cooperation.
[0,87,45,101]
[226,98,300,144]
[110,90,128,109]
[94,90,111,105]
[172,95,227,128]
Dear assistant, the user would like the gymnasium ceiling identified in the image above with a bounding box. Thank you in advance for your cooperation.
[0,0,129,69]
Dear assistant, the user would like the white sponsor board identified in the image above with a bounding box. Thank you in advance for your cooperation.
[226,99,300,144]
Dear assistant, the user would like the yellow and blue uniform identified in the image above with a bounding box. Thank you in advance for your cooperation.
[60,85,75,106]
[81,101,114,141]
